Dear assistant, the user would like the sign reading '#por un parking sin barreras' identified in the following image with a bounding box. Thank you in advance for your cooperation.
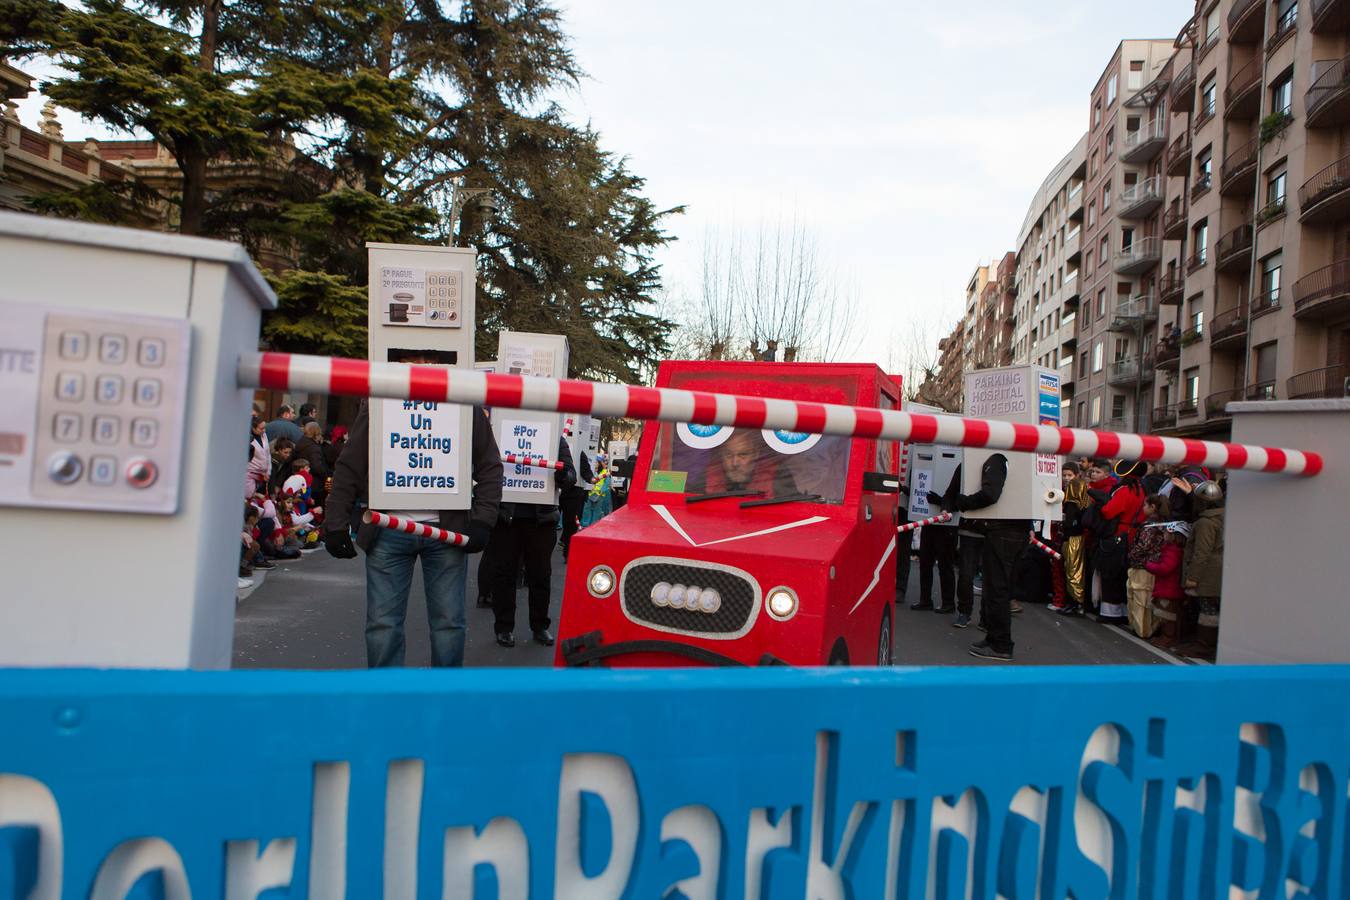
[0,666,1347,898]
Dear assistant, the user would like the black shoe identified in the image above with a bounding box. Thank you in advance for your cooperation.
[253,558,275,569]
[1057,603,1084,617]
[909,601,934,611]
[495,632,514,648]
[532,629,555,646]
[933,605,956,614]
[977,622,988,632]
[953,614,971,628]
[476,596,492,609]
[969,641,1013,661]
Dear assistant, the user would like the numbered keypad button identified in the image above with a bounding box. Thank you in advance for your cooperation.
[47,451,83,485]
[133,378,162,407]
[95,375,125,405]
[138,338,166,367]
[92,416,121,445]
[99,334,129,365]
[89,455,118,486]
[60,331,90,360]
[56,372,85,402]
[52,412,82,442]
[130,418,158,448]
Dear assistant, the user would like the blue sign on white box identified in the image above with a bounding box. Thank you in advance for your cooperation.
[1,666,1348,899]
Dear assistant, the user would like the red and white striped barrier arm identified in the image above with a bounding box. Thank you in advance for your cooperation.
[239,352,1324,477]
[363,510,469,547]
[898,512,953,533]
[1030,536,1063,561]
[502,453,564,471]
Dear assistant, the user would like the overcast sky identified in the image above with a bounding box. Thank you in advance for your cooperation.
[19,1,1187,370]
[557,0,1187,368]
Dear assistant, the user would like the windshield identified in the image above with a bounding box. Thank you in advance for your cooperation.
[646,423,850,504]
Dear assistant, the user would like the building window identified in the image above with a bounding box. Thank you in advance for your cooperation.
[1275,0,1298,37]
[1077,400,1086,424]
[1093,339,1104,373]
[1102,183,1111,211]
[1205,7,1220,43]
[1189,296,1205,332]
[1091,395,1102,426]
[1271,70,1293,116]
[1094,100,1102,128]
[1088,201,1096,227]
[1253,341,1278,394]
[1107,73,1118,106]
[1200,77,1217,118]
[1184,368,1200,403]
[1266,167,1287,216]
[1121,227,1135,251]
[1111,393,1127,420]
[1098,288,1107,318]
[1105,127,1115,158]
[1128,60,1145,91]
[1261,252,1283,305]
[1197,146,1213,189]
[1193,219,1209,263]
[1099,236,1110,262]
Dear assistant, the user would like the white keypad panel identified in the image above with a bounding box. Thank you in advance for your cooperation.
[28,309,190,514]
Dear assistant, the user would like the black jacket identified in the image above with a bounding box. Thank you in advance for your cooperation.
[326,401,503,551]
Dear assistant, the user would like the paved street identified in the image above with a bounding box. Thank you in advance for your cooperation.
[234,546,1174,668]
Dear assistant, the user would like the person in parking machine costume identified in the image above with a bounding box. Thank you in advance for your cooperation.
[323,399,503,668]
[929,452,1029,660]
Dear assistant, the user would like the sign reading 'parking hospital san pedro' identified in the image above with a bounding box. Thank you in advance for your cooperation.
[380,399,461,492]
[2,667,1346,899]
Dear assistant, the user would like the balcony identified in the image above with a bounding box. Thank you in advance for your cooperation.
[1220,138,1259,195]
[1312,0,1350,33]
[1229,0,1266,42]
[1062,270,1079,299]
[1166,133,1192,177]
[1294,259,1350,320]
[1209,303,1249,351]
[1162,199,1188,240]
[1287,364,1350,398]
[1256,196,1288,228]
[1109,294,1158,332]
[1114,237,1163,275]
[1268,4,1299,53]
[1252,285,1283,319]
[1225,57,1264,119]
[1205,387,1244,419]
[1153,404,1179,429]
[1215,223,1254,273]
[1186,247,1209,274]
[1180,323,1205,346]
[1192,171,1213,200]
[1307,53,1350,127]
[1299,152,1350,223]
[1067,182,1085,220]
[1108,357,1155,386]
[1159,271,1185,305]
[1178,398,1200,418]
[1121,118,1167,163]
[1155,339,1181,367]
[1118,176,1164,218]
[1064,227,1082,262]
[1170,61,1196,111]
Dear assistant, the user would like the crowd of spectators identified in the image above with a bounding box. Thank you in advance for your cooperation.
[239,403,347,587]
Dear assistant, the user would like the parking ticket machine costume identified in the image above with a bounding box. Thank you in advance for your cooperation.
[554,361,902,668]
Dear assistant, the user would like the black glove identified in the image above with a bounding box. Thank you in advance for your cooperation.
[926,491,945,509]
[322,527,357,559]
[463,521,492,554]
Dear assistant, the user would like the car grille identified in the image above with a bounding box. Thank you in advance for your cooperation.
[620,557,760,639]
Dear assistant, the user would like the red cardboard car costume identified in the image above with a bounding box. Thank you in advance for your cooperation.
[555,361,902,667]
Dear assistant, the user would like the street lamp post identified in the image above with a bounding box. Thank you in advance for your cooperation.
[445,177,496,247]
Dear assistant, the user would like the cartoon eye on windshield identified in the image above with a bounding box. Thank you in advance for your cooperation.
[762,429,822,455]
[676,422,734,450]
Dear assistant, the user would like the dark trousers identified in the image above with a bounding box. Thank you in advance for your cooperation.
[918,525,958,608]
[895,539,912,599]
[476,526,510,603]
[957,533,984,619]
[491,519,557,634]
[981,527,1028,654]
[560,489,584,559]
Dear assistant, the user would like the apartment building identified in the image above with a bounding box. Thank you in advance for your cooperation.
[1012,134,1089,423]
[1147,0,1350,439]
[1074,39,1179,433]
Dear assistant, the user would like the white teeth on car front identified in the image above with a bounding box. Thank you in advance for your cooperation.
[651,581,721,613]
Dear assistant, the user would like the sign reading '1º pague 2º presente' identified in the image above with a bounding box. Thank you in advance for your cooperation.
[380,399,461,492]
[2,667,1346,899]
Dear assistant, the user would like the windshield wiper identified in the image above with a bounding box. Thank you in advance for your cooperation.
[686,489,765,504]
[740,492,823,508]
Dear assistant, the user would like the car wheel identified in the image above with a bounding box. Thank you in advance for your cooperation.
[827,638,849,666]
[877,608,893,666]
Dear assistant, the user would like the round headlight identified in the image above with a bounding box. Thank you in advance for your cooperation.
[651,582,671,606]
[698,588,721,613]
[766,586,799,621]
[667,584,687,608]
[587,565,616,598]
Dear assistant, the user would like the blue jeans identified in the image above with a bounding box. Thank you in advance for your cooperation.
[364,529,468,667]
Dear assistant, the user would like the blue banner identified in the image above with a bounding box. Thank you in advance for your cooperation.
[1,666,1347,898]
